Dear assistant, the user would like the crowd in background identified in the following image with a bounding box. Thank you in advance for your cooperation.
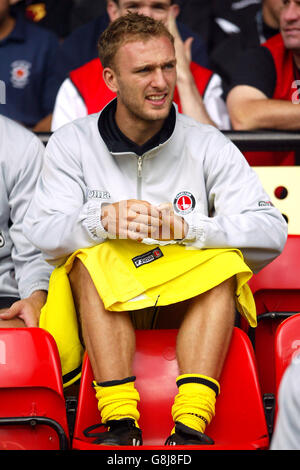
[0,0,286,136]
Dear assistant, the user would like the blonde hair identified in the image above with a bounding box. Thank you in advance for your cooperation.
[98,12,174,69]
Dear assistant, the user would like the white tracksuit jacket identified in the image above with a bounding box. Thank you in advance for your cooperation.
[0,116,52,299]
[24,104,288,273]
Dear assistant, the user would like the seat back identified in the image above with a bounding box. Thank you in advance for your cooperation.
[0,328,69,450]
[249,236,300,294]
[247,235,300,396]
[274,313,300,394]
[72,328,268,450]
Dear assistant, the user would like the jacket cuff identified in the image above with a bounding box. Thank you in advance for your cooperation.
[181,213,206,244]
[20,280,50,299]
[86,200,108,240]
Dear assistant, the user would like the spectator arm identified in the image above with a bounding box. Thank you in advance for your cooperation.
[227,85,300,131]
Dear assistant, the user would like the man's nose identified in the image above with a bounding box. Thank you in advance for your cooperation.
[151,68,168,88]
[138,6,152,17]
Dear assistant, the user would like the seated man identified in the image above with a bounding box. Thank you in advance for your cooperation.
[0,115,52,327]
[226,0,300,165]
[0,0,62,131]
[51,0,230,131]
[24,14,287,446]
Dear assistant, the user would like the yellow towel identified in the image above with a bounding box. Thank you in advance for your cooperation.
[40,240,256,387]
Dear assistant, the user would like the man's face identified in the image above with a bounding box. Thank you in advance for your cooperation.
[280,0,300,50]
[108,0,176,24]
[264,0,284,24]
[107,35,176,127]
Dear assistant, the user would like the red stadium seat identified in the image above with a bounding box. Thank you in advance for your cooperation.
[0,328,69,450]
[244,151,295,167]
[72,328,269,450]
[274,313,300,395]
[247,235,300,398]
[253,166,300,235]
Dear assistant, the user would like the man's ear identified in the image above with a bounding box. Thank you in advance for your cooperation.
[103,67,119,93]
[106,0,120,22]
[170,3,180,18]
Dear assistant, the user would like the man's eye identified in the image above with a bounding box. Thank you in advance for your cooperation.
[164,63,175,70]
[152,3,168,10]
[137,67,150,73]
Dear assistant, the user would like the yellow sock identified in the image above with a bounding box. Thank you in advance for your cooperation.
[171,374,220,434]
[93,376,140,427]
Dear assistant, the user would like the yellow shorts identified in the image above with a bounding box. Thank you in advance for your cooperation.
[40,240,256,387]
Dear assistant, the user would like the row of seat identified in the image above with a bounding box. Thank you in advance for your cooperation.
[0,166,299,450]
[0,326,267,450]
[0,312,299,451]
[245,167,300,436]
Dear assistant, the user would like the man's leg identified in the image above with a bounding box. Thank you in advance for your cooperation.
[68,258,142,445]
[68,258,135,382]
[168,276,236,444]
[176,276,236,378]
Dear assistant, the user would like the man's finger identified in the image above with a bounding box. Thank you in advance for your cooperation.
[23,316,39,328]
[128,201,160,217]
[184,37,194,62]
[127,221,154,237]
[133,213,161,228]
[0,310,11,319]
[0,302,20,319]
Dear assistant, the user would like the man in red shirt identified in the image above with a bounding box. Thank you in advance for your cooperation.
[226,0,300,165]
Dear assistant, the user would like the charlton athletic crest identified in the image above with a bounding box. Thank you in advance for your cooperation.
[173,191,196,215]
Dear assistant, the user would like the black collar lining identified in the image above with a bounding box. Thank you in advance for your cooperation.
[98,98,176,156]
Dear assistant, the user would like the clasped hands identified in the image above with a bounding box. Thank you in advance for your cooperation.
[101,199,188,242]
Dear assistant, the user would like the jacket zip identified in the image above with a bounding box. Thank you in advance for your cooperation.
[137,155,143,199]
